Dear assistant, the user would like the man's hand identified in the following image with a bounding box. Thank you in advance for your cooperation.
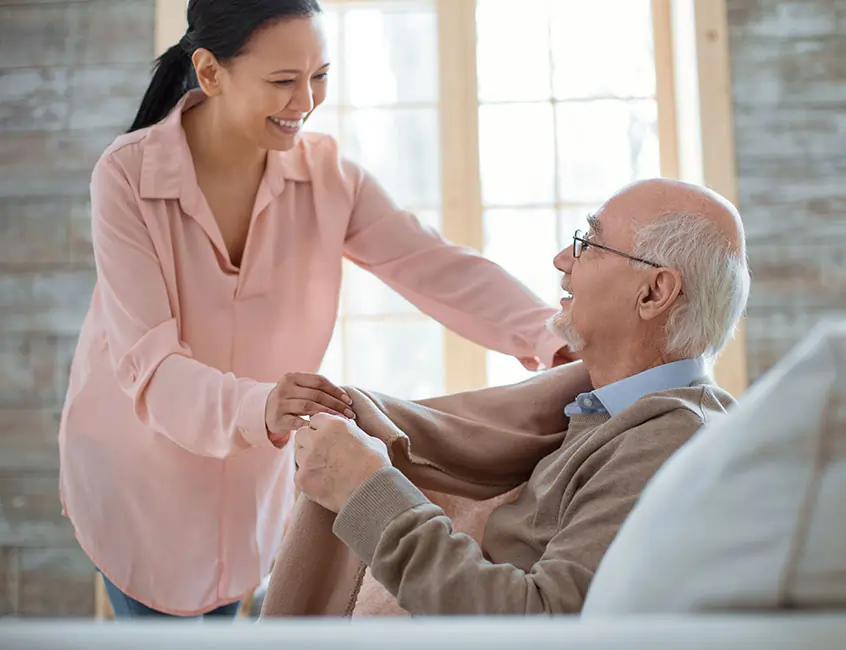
[293,413,391,513]
[265,373,355,448]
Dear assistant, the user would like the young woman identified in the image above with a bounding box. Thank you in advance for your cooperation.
[59,0,571,618]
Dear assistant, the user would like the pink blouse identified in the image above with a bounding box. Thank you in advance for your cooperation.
[58,90,562,615]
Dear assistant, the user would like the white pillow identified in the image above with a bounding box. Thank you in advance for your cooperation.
[582,321,846,615]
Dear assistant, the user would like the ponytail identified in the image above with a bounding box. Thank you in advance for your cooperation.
[127,40,197,133]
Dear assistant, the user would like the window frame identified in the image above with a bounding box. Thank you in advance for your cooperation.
[155,0,746,397]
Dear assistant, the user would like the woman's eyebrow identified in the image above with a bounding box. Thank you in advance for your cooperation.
[269,62,330,75]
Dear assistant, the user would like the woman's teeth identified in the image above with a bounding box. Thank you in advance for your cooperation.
[269,116,302,129]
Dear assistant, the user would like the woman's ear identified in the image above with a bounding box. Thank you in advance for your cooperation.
[192,48,222,96]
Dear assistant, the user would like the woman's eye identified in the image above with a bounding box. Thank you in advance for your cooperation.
[272,79,296,86]
[313,73,329,81]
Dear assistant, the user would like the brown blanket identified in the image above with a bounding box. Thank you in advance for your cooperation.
[260,362,592,618]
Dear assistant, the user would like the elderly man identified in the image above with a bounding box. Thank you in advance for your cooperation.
[291,178,750,614]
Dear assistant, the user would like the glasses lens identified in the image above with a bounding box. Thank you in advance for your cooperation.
[573,230,583,257]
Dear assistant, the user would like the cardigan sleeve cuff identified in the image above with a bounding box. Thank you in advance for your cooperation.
[333,466,430,565]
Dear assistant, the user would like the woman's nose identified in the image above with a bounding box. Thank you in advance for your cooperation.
[290,81,315,113]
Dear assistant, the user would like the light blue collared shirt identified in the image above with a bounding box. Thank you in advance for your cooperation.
[564,357,708,418]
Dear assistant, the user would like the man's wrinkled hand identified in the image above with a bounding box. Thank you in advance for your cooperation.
[293,413,391,513]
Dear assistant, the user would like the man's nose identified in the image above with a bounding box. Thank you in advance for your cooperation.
[554,245,575,273]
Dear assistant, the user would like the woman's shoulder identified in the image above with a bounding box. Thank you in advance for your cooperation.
[296,131,365,195]
[92,127,153,184]
[299,131,344,166]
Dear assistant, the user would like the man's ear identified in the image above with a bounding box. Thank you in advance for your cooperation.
[637,268,683,321]
[192,48,223,96]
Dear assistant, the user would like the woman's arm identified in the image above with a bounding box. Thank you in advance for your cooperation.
[342,162,567,368]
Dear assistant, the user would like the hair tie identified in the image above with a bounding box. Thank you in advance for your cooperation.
[178,32,194,52]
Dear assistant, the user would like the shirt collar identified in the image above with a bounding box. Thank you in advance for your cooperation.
[571,357,708,417]
[138,89,310,202]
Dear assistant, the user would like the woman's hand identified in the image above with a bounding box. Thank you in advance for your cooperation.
[265,373,355,447]
[518,345,578,371]
[551,345,579,366]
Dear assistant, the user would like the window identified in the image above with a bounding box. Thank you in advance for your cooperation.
[157,0,747,398]
[309,0,445,399]
[477,0,661,386]
[315,0,670,396]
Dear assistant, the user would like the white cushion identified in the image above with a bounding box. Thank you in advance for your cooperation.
[582,321,846,615]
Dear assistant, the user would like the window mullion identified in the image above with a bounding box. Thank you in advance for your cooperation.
[437,0,487,393]
[652,0,680,179]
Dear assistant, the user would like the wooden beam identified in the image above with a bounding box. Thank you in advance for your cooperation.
[155,0,187,57]
[94,573,114,620]
[652,0,680,180]
[670,0,747,397]
[437,0,488,393]
[692,0,739,205]
[693,0,747,398]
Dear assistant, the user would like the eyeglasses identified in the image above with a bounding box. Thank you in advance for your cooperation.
[572,230,661,268]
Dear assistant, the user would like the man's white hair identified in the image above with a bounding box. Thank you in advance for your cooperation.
[630,213,750,359]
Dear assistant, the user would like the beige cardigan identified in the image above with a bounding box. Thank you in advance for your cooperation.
[260,362,592,617]
[260,362,729,616]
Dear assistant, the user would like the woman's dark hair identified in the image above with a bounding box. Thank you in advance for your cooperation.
[128,0,322,132]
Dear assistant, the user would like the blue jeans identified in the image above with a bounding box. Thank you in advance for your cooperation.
[100,573,241,619]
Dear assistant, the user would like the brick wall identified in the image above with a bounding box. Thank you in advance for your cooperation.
[727,0,846,382]
[0,0,154,617]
